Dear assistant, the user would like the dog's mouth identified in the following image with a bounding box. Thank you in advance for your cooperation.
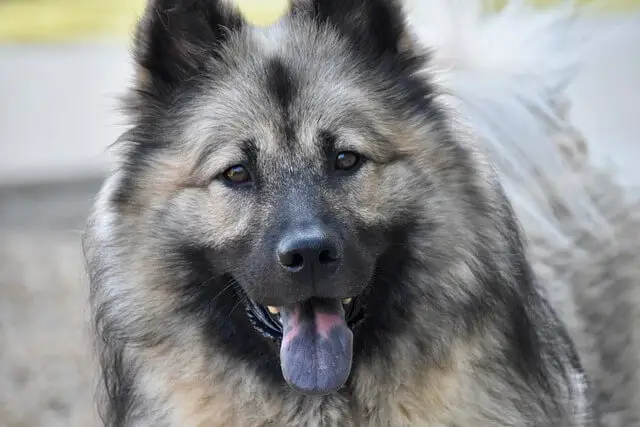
[246,296,365,339]
[245,296,366,395]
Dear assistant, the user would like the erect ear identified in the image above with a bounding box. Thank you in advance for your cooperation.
[293,0,417,59]
[133,0,244,90]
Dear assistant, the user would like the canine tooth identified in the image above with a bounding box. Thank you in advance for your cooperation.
[342,298,353,305]
[267,306,280,315]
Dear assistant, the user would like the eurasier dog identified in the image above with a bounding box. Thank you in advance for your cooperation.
[83,0,640,425]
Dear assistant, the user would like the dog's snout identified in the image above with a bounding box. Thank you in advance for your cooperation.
[277,229,341,275]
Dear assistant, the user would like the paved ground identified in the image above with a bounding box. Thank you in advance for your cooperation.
[0,179,102,427]
[0,15,638,427]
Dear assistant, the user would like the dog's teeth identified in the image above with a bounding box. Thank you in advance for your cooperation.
[267,306,280,315]
[342,298,353,305]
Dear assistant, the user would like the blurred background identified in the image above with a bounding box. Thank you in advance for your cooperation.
[0,1,639,426]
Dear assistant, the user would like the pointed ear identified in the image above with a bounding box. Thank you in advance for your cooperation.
[293,0,417,59]
[133,0,244,90]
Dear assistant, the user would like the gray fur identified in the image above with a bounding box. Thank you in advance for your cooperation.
[82,0,639,426]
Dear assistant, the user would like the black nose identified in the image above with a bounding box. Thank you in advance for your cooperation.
[277,228,341,275]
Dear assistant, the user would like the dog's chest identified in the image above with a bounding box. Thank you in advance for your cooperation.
[259,390,462,427]
[276,405,457,427]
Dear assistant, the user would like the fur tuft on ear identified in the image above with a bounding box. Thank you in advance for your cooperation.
[133,0,244,90]
[293,0,418,60]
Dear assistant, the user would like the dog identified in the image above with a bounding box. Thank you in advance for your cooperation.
[82,0,640,425]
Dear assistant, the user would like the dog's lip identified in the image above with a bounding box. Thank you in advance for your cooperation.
[245,299,283,340]
[244,296,366,341]
[266,298,353,314]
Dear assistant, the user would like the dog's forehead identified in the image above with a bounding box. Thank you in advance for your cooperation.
[182,20,383,158]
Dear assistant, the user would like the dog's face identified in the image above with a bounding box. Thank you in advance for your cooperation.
[192,62,397,307]
[107,0,475,396]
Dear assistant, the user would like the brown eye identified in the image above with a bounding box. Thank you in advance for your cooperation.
[335,151,361,171]
[222,165,252,184]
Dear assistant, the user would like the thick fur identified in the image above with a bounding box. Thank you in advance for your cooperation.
[403,2,640,425]
[82,0,639,426]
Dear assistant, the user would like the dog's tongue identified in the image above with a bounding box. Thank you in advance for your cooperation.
[279,298,353,395]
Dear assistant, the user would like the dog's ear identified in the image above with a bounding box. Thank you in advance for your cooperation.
[133,0,244,90]
[293,0,416,59]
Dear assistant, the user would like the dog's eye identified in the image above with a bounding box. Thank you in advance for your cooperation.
[334,151,361,171]
[222,165,252,184]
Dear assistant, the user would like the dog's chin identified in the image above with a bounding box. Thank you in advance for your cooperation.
[242,287,368,396]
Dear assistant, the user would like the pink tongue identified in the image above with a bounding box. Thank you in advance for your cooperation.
[279,298,353,395]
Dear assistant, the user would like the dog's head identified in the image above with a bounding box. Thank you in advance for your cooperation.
[104,0,491,396]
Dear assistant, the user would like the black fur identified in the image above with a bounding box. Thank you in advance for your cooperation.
[135,0,243,90]
[296,0,411,58]
[175,245,284,384]
[264,57,298,147]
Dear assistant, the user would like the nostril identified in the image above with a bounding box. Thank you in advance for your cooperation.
[279,251,304,270]
[318,249,338,265]
[289,252,304,268]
